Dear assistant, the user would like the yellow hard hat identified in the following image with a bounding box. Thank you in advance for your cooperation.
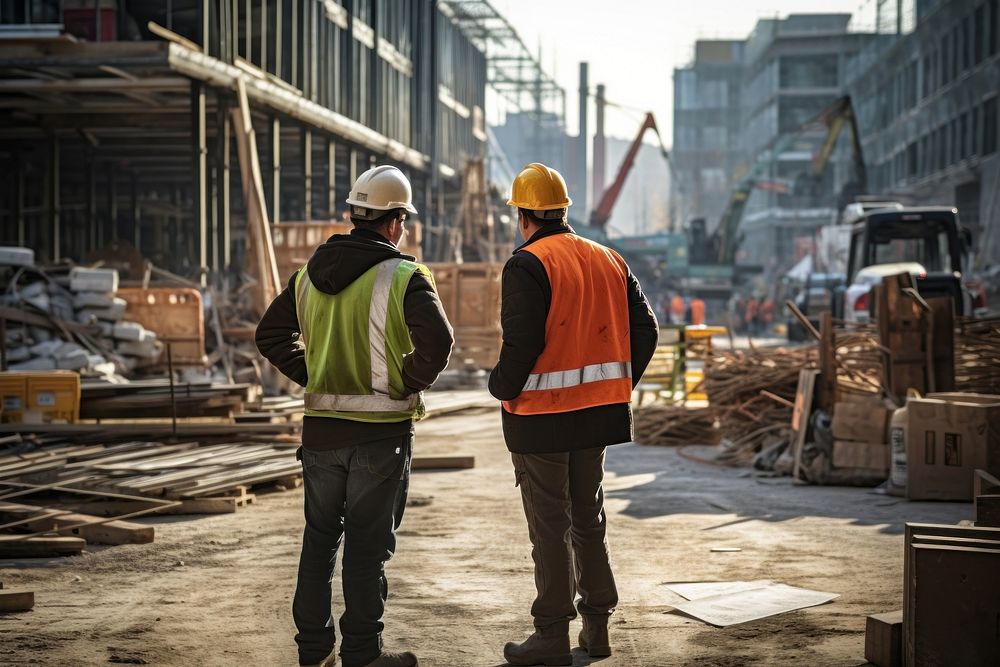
[507,163,572,211]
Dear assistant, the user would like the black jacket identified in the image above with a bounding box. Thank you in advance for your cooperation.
[488,225,659,454]
[255,228,454,450]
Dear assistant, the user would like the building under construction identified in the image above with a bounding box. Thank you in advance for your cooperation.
[0,0,489,278]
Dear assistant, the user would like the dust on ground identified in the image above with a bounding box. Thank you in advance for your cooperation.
[0,408,970,666]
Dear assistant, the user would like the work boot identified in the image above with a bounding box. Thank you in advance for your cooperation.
[578,614,611,657]
[301,649,337,667]
[503,622,572,666]
[361,651,418,667]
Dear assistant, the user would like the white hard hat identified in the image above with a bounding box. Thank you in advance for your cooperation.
[345,165,418,221]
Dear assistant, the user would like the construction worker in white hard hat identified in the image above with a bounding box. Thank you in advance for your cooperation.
[490,163,658,665]
[257,165,453,667]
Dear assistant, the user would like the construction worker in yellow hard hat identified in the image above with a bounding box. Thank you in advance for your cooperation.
[491,162,659,666]
[256,165,454,667]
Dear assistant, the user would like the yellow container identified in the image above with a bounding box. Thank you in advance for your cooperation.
[25,371,81,424]
[0,373,28,423]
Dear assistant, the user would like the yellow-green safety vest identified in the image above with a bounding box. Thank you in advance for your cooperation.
[294,258,431,423]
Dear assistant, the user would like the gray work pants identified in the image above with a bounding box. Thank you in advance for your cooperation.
[511,447,619,628]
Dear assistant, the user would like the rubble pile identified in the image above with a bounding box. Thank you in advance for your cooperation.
[1,248,162,377]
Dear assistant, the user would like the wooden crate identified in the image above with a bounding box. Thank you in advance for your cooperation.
[118,288,205,366]
[428,263,503,369]
[273,221,423,281]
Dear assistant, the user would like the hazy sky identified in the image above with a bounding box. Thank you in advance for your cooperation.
[491,0,876,144]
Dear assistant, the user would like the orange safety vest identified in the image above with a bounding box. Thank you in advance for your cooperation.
[691,298,705,325]
[503,233,633,416]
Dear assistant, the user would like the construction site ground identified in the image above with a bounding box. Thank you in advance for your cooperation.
[0,405,969,667]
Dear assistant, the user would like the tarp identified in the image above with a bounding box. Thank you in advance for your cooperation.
[784,254,813,282]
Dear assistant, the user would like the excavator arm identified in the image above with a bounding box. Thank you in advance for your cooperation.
[589,112,668,229]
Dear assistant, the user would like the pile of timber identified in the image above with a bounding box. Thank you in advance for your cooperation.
[0,438,300,558]
[634,312,1000,471]
[633,330,885,464]
[79,379,260,421]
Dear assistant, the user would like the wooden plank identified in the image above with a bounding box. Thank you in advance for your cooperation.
[411,456,475,470]
[865,610,902,667]
[0,536,85,557]
[0,590,35,611]
[0,423,298,437]
[0,503,154,545]
[790,369,819,483]
[927,296,955,392]
[817,312,837,412]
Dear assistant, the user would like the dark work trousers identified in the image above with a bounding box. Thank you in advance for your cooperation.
[293,434,412,667]
[511,447,619,629]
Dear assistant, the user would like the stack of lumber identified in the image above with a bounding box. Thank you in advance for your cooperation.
[79,379,258,420]
[955,316,1000,395]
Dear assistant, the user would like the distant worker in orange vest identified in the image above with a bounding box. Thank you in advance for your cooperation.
[760,298,776,333]
[745,297,760,335]
[670,294,685,325]
[489,163,658,666]
[690,296,706,326]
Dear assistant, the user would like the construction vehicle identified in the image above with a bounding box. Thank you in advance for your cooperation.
[709,95,866,271]
[843,206,986,322]
[588,112,670,230]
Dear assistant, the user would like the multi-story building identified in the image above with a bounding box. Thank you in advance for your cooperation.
[846,0,1000,268]
[738,14,873,274]
[671,40,745,233]
[0,0,487,273]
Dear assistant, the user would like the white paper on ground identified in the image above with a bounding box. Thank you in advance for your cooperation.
[666,581,839,627]
[665,580,774,601]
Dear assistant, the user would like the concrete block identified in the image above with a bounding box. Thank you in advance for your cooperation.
[55,350,89,370]
[0,246,35,267]
[6,346,31,362]
[73,291,116,310]
[112,322,144,341]
[18,281,47,300]
[117,338,160,359]
[29,340,62,358]
[69,267,118,294]
[9,357,57,371]
[23,293,50,313]
[53,342,85,359]
[77,298,127,323]
[29,327,52,343]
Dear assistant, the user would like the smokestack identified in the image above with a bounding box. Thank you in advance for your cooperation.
[578,62,589,216]
[592,83,606,214]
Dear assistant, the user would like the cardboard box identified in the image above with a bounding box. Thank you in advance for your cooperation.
[906,393,1000,501]
[832,398,890,444]
[833,440,890,472]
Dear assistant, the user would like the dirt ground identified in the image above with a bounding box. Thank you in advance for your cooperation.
[0,406,971,667]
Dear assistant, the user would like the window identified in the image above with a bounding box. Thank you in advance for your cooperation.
[962,17,972,70]
[950,118,959,164]
[975,5,987,63]
[941,34,950,86]
[972,106,981,156]
[779,55,839,89]
[985,97,999,155]
[952,25,961,79]
[959,112,969,160]
[990,0,999,56]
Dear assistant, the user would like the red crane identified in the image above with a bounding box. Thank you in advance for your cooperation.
[588,112,670,229]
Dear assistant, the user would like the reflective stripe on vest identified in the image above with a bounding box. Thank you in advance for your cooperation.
[298,258,414,413]
[521,361,632,392]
